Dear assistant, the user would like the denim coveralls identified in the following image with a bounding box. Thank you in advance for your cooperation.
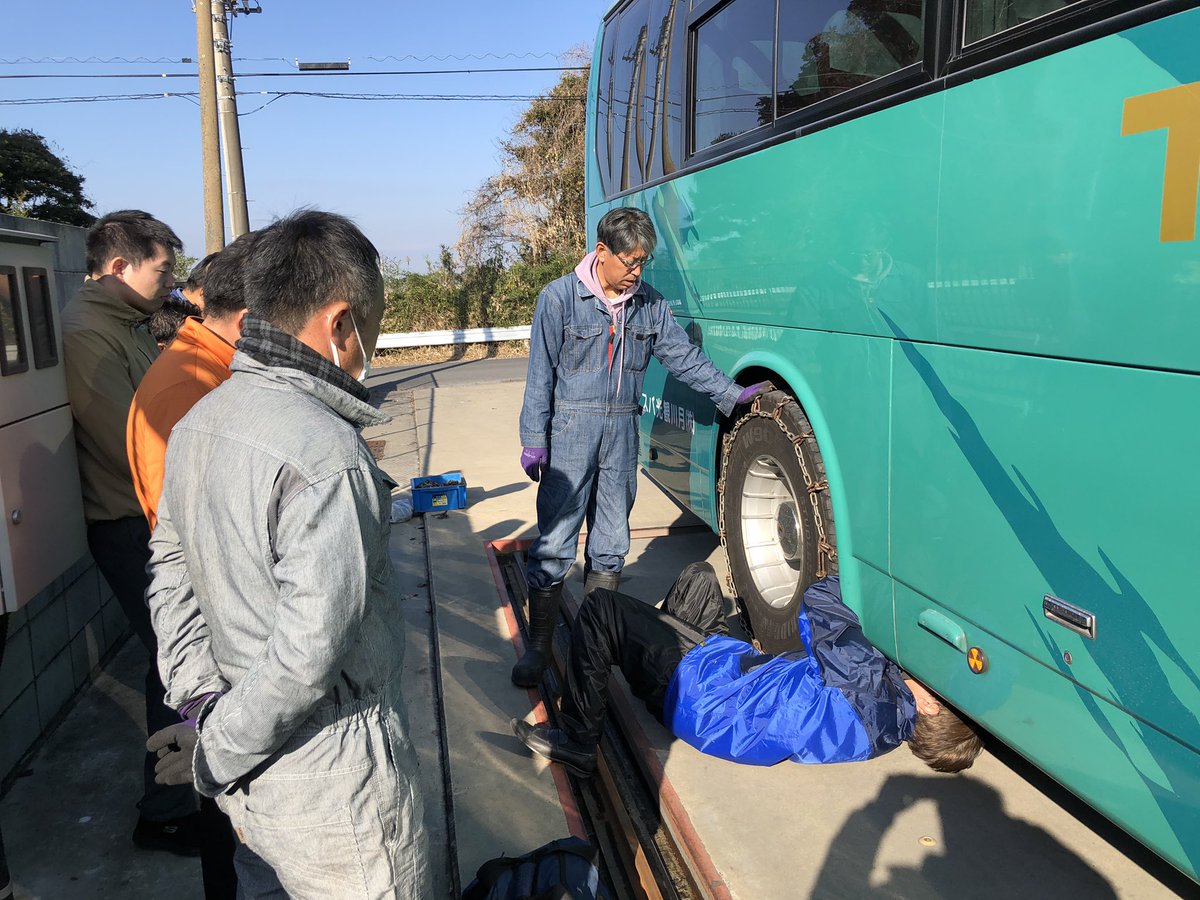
[519,272,743,588]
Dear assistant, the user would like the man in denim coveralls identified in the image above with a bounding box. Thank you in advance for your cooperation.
[514,207,767,687]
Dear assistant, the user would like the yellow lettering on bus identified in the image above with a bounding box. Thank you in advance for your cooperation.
[1122,82,1200,242]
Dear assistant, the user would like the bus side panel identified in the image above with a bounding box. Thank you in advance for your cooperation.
[638,91,945,339]
[667,327,896,653]
[894,582,1200,881]
[638,320,721,526]
[890,342,1200,877]
[933,11,1200,373]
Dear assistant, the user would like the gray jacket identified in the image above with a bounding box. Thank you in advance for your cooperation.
[147,351,401,796]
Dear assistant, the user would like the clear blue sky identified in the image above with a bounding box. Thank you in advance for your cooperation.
[0,1,611,265]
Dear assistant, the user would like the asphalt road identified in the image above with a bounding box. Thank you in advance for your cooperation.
[369,356,528,393]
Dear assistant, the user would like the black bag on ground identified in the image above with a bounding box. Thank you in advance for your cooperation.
[462,836,612,900]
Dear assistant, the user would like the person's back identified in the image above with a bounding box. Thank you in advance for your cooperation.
[161,352,403,718]
[147,210,428,898]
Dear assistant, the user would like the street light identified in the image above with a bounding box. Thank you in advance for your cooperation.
[297,61,351,71]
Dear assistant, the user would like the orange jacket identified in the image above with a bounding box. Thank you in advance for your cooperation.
[127,317,235,530]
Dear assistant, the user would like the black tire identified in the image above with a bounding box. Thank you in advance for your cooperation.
[720,391,837,652]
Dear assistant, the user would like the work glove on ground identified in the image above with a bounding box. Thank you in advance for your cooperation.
[147,723,198,786]
[736,382,771,405]
[521,447,548,482]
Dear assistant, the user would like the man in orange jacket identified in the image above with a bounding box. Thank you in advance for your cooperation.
[128,232,257,530]
[126,230,258,899]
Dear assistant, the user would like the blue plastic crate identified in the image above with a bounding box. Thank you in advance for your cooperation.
[410,472,467,513]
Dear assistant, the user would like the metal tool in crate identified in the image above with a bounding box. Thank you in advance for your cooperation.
[410,472,468,512]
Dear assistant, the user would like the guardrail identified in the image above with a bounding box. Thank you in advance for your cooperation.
[375,325,531,350]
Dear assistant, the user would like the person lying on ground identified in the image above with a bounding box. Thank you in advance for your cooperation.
[511,563,983,776]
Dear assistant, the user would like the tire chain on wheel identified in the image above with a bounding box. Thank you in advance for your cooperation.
[717,391,838,618]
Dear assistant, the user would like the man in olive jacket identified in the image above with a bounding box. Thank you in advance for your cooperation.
[61,210,199,854]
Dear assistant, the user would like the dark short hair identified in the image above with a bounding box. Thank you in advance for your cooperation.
[243,209,382,333]
[150,295,202,346]
[201,231,262,319]
[597,207,657,256]
[908,702,985,773]
[86,210,182,275]
[185,252,220,292]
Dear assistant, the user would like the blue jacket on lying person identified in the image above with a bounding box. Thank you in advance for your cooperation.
[665,577,917,765]
[512,564,982,777]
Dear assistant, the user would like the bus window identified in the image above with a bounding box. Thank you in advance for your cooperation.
[612,0,651,192]
[22,268,57,369]
[964,0,1072,44]
[691,0,776,152]
[596,16,620,198]
[777,0,925,118]
[0,267,28,376]
[642,0,686,180]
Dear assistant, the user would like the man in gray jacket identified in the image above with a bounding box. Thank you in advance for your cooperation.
[146,210,429,898]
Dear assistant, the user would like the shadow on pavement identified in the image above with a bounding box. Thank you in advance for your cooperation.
[811,773,1117,899]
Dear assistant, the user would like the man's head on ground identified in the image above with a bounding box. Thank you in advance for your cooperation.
[244,209,384,380]
[149,294,203,350]
[180,252,219,312]
[907,698,985,774]
[86,210,182,315]
[198,230,261,344]
[595,206,657,296]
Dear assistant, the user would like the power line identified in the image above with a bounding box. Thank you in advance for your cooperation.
[0,65,587,80]
[0,90,584,107]
[0,92,198,106]
[0,51,574,66]
[0,56,193,65]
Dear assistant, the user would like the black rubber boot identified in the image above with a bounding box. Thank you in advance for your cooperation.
[583,570,620,598]
[510,718,597,777]
[511,584,562,687]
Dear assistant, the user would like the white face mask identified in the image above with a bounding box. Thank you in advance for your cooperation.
[329,309,371,383]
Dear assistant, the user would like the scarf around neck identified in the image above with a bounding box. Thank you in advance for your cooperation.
[236,315,371,405]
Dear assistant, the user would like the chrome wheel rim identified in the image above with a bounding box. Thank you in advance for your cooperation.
[738,454,804,608]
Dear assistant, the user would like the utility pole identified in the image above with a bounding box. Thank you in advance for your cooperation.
[196,0,224,253]
[211,1,251,238]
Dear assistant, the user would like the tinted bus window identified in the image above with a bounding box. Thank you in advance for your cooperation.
[778,0,925,118]
[0,266,28,376]
[643,0,686,180]
[964,0,1072,43]
[692,0,776,152]
[612,0,651,191]
[23,268,57,369]
[596,16,621,197]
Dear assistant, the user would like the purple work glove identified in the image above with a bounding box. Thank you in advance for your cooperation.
[736,382,770,405]
[521,447,549,482]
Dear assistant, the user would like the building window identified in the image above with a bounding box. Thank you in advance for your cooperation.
[23,268,57,369]
[0,267,29,376]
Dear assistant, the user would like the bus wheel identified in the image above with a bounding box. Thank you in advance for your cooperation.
[718,391,837,652]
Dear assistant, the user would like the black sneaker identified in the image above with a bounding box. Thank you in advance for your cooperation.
[132,813,203,857]
[510,718,597,778]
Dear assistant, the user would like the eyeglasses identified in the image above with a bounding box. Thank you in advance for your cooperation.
[614,252,653,271]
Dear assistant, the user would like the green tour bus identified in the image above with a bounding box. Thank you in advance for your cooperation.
[588,0,1200,881]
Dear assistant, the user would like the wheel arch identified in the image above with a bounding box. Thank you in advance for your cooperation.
[721,349,861,608]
